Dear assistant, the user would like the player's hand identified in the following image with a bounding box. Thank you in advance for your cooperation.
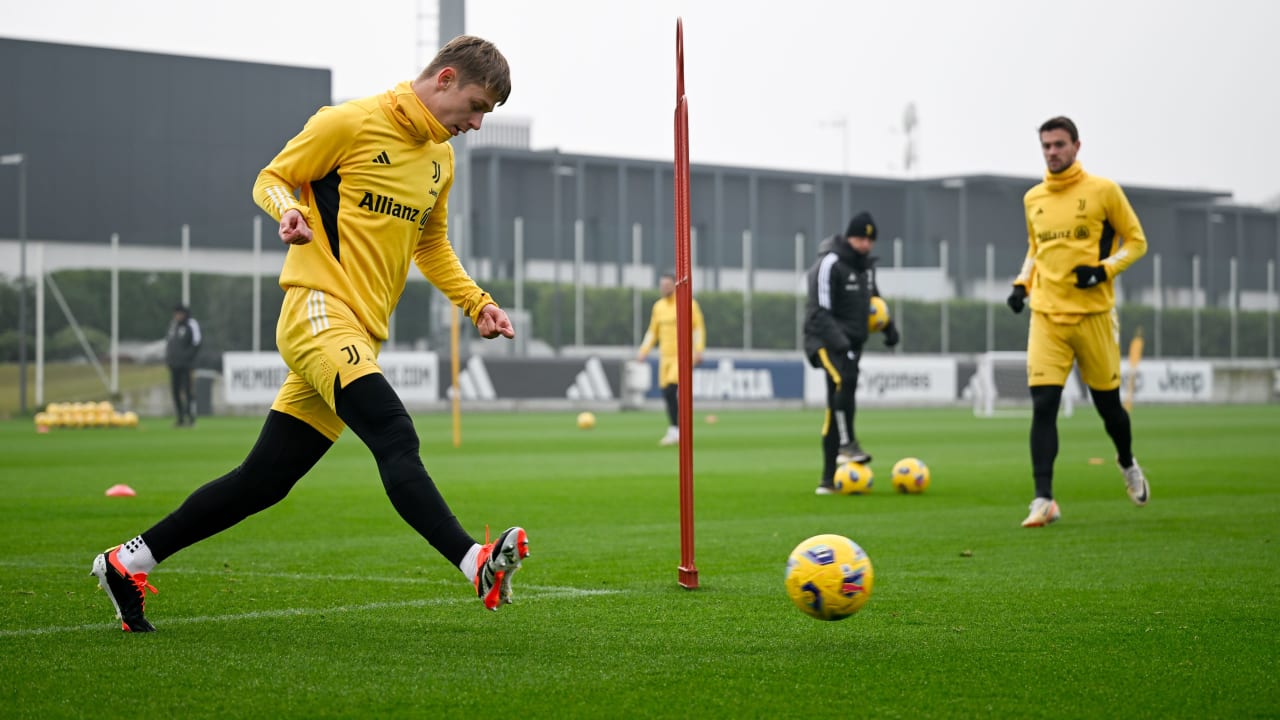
[1007,285,1028,313]
[883,321,900,347]
[693,351,704,366]
[1073,265,1107,288]
[476,304,515,339]
[279,209,313,245]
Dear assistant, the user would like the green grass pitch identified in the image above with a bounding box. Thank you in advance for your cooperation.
[1,405,1277,718]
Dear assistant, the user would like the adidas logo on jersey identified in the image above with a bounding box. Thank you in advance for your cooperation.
[372,151,391,165]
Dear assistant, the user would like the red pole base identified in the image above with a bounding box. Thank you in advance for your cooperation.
[678,565,699,589]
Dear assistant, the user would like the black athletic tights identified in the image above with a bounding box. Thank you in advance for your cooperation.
[1029,384,1134,499]
[662,384,679,427]
[142,374,474,566]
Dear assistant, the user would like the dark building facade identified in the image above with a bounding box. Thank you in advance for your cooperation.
[0,37,330,248]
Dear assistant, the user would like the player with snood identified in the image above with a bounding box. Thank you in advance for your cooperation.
[90,36,529,631]
[1009,115,1150,527]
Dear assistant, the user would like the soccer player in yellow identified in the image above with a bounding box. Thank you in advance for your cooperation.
[90,36,528,632]
[1008,116,1150,528]
[637,272,706,446]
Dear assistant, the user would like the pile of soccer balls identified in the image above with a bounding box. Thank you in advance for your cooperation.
[34,401,139,430]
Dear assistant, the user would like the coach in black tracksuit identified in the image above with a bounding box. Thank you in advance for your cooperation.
[165,304,201,427]
[803,212,900,494]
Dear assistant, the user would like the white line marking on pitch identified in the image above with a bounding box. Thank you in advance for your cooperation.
[0,561,575,591]
[0,586,619,638]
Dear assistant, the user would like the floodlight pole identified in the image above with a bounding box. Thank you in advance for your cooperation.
[2,153,28,414]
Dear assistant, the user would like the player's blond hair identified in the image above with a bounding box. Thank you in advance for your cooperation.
[418,35,511,106]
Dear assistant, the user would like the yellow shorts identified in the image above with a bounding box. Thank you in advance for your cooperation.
[657,356,678,388]
[270,287,383,441]
[1026,309,1121,390]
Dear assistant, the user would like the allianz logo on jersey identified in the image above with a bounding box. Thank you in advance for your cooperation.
[357,191,432,228]
[691,359,775,400]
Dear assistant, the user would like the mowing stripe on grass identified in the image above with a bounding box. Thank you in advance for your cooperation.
[2,585,619,637]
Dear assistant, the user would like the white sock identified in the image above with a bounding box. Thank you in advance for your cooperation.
[458,543,482,582]
[117,536,157,575]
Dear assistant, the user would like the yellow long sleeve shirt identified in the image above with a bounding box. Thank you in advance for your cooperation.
[639,295,706,387]
[1014,163,1147,317]
[253,81,494,341]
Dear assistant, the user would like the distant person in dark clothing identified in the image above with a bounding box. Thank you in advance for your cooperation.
[803,211,900,494]
[165,304,201,427]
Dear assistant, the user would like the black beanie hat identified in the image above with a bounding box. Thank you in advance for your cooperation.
[845,211,877,241]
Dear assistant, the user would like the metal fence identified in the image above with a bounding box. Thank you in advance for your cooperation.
[1,217,1277,409]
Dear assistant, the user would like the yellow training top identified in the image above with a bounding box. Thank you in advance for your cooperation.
[253,81,494,341]
[1015,163,1147,317]
[639,294,706,387]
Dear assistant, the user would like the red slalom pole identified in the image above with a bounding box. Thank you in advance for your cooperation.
[674,17,698,590]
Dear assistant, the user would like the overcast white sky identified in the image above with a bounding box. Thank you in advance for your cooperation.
[6,0,1278,204]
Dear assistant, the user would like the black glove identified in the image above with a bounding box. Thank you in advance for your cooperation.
[1073,265,1107,288]
[883,321,900,347]
[1007,285,1027,314]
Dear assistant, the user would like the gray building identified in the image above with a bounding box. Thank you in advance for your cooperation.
[0,37,330,248]
[464,139,1277,312]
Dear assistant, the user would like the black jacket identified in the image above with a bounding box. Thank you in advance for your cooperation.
[165,315,201,369]
[803,234,880,361]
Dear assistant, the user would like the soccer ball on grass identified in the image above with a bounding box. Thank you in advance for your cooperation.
[833,461,873,494]
[891,457,930,494]
[785,534,875,621]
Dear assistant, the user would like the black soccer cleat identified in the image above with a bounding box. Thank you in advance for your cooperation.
[474,526,529,611]
[90,546,158,632]
[836,442,871,465]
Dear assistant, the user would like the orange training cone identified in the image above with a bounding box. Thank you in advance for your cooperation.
[105,484,137,497]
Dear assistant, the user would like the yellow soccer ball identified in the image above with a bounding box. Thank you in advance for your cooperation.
[576,411,597,430]
[868,296,890,332]
[785,533,875,621]
[891,457,931,494]
[834,461,874,494]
